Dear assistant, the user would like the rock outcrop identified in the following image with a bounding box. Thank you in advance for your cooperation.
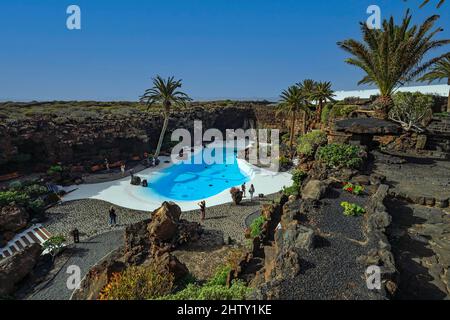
[0,102,270,174]
[0,243,42,297]
[0,205,29,247]
[73,202,200,300]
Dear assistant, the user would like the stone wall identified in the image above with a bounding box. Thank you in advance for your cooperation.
[0,102,280,174]
[426,115,450,153]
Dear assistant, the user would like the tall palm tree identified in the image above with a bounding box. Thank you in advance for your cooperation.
[419,56,450,112]
[419,0,446,8]
[140,76,191,159]
[338,10,450,118]
[277,86,309,152]
[297,79,316,131]
[311,81,335,122]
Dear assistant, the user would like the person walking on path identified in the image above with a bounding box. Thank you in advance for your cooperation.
[105,158,110,172]
[241,183,247,198]
[249,184,255,202]
[109,206,117,226]
[120,163,126,177]
[198,201,206,222]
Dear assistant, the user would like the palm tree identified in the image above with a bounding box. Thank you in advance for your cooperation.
[419,56,450,112]
[140,76,191,159]
[311,81,335,122]
[277,86,308,152]
[338,10,450,118]
[419,0,446,8]
[297,79,316,131]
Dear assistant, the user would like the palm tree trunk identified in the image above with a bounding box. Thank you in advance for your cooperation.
[317,100,323,123]
[302,111,307,134]
[154,113,169,159]
[447,79,450,113]
[289,111,297,151]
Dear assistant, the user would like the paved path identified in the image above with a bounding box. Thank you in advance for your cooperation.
[25,195,276,300]
[26,230,124,301]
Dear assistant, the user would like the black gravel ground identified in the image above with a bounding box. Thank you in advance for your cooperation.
[277,236,369,300]
[276,187,372,300]
[311,188,368,242]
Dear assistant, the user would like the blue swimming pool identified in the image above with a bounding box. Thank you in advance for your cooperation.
[145,147,250,201]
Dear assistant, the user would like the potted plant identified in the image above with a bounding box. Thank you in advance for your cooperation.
[230,187,243,205]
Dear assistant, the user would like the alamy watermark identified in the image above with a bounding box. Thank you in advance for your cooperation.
[66,5,81,30]
[367,5,381,29]
[366,265,382,290]
[170,121,280,172]
[66,265,81,290]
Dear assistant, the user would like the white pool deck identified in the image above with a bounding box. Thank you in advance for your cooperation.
[61,145,293,212]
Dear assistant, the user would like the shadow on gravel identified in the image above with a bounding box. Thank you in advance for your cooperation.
[386,199,447,300]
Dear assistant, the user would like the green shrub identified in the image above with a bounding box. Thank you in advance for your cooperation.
[42,235,66,258]
[321,104,333,124]
[27,198,46,214]
[282,185,299,197]
[343,183,364,196]
[316,144,363,169]
[341,202,366,217]
[0,191,30,207]
[160,280,250,300]
[331,104,358,118]
[47,165,63,175]
[250,216,267,238]
[207,265,232,286]
[390,92,434,131]
[8,181,23,191]
[279,155,292,169]
[24,184,48,197]
[100,264,174,300]
[292,169,307,186]
[297,131,328,158]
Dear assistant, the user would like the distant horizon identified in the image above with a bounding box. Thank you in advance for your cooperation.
[1,1,449,101]
[1,84,448,103]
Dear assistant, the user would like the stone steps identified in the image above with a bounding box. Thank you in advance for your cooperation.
[0,225,51,260]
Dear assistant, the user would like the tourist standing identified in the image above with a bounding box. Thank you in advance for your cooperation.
[249,184,255,202]
[241,183,247,198]
[105,158,110,172]
[109,206,117,226]
[198,201,206,222]
[120,163,126,176]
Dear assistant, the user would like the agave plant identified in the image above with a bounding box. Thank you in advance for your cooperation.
[140,76,191,159]
[419,56,450,112]
[338,10,450,118]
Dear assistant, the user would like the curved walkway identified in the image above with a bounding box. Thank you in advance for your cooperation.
[25,230,124,301]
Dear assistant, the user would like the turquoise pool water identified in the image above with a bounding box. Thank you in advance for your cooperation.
[146,147,250,201]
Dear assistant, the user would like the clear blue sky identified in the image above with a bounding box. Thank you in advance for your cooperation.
[0,0,449,101]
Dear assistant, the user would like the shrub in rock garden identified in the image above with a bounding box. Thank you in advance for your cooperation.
[160,264,250,300]
[249,215,267,238]
[297,131,328,159]
[341,202,366,217]
[282,169,307,197]
[343,182,364,196]
[99,264,175,300]
[0,191,30,207]
[316,143,363,169]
